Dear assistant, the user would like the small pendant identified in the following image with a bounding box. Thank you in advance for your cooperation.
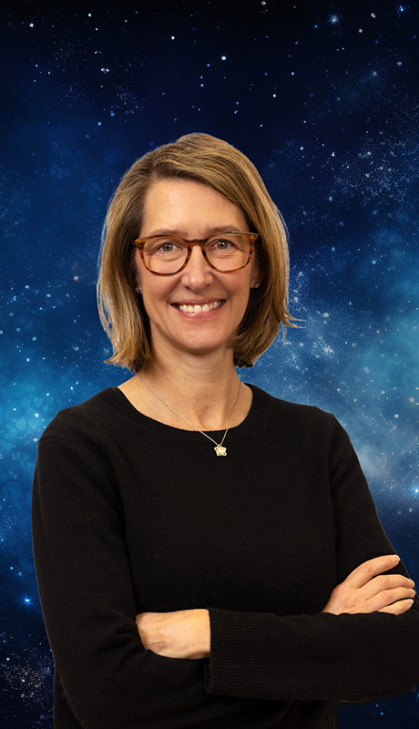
[214,444,227,457]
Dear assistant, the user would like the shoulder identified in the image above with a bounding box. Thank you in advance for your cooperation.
[249,384,355,470]
[33,390,128,505]
[39,388,123,445]
[249,383,339,433]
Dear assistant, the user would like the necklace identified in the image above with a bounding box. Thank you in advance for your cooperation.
[139,375,242,457]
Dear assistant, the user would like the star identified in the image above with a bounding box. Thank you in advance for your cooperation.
[214,445,227,456]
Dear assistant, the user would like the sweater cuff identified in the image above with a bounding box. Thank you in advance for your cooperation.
[204,606,274,698]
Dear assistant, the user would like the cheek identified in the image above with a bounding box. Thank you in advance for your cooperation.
[141,280,174,317]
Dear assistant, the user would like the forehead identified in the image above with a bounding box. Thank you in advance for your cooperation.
[140,178,248,236]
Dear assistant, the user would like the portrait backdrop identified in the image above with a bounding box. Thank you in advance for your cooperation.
[1,1,418,727]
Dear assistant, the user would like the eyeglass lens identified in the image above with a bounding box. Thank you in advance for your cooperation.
[143,233,251,274]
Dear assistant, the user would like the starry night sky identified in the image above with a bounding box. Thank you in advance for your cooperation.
[1,1,419,727]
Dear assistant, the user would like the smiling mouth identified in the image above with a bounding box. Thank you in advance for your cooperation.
[174,300,224,314]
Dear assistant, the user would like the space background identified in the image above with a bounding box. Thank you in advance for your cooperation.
[1,1,418,726]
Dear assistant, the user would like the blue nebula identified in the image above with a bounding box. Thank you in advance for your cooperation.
[1,2,419,727]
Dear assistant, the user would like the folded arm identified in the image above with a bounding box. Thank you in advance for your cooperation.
[202,419,419,702]
[135,554,415,661]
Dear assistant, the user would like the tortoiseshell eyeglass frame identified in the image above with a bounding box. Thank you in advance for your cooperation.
[132,232,259,275]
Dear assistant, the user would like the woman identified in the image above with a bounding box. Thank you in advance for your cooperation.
[32,133,419,729]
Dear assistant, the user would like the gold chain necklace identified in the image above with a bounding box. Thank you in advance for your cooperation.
[139,376,242,457]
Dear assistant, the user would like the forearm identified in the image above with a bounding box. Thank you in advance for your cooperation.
[204,600,419,702]
[135,595,419,703]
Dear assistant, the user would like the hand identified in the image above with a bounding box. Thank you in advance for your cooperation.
[322,554,416,615]
[135,608,210,659]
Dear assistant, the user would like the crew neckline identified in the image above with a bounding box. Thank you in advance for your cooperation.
[102,383,272,442]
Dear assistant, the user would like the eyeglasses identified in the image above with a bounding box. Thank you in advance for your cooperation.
[132,231,259,275]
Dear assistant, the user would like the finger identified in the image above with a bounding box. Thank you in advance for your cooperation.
[363,573,415,599]
[343,555,400,589]
[379,599,414,616]
[367,587,416,612]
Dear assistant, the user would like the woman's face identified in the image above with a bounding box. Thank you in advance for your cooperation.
[135,178,259,362]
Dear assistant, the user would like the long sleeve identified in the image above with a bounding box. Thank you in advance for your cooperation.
[204,417,419,702]
[32,422,208,729]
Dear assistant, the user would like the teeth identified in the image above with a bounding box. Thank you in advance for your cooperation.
[178,300,222,314]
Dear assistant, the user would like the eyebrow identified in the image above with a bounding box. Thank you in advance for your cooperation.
[143,225,244,238]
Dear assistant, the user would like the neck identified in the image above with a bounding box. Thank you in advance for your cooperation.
[136,349,243,431]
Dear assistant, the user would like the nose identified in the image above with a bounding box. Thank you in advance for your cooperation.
[179,243,214,288]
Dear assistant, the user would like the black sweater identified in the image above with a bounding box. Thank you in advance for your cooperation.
[32,384,419,729]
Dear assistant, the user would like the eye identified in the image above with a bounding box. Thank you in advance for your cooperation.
[150,238,185,255]
[210,237,236,250]
[157,241,176,253]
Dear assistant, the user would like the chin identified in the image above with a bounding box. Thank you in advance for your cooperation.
[175,337,233,357]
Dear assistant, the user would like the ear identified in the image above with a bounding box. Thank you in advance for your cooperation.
[250,257,262,289]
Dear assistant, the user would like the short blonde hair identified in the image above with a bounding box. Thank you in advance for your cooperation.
[97,132,294,371]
